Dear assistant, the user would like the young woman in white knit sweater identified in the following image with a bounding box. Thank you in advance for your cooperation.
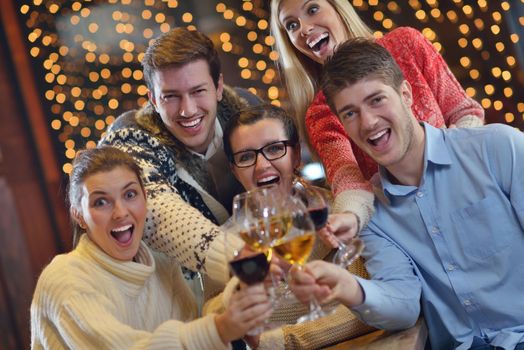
[30,146,272,350]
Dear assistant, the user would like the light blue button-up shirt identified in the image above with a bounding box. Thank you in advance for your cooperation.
[352,123,524,350]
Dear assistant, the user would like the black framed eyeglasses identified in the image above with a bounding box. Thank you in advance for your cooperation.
[231,140,296,168]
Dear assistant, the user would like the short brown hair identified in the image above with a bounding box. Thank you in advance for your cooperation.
[142,27,221,97]
[321,38,405,114]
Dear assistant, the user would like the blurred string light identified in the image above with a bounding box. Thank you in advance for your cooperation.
[16,0,524,174]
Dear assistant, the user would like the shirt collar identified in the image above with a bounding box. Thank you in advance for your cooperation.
[378,123,452,198]
[188,120,223,160]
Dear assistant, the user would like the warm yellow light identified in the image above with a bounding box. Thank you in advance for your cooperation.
[472,38,482,49]
[247,31,257,41]
[481,98,491,109]
[65,139,75,149]
[143,28,154,39]
[269,51,279,61]
[493,100,503,111]
[51,119,61,130]
[268,86,279,100]
[95,120,106,130]
[492,11,502,22]
[63,112,73,122]
[89,72,99,82]
[155,13,166,23]
[142,9,152,19]
[236,16,246,26]
[501,2,510,11]
[133,70,143,81]
[49,4,60,14]
[495,42,505,52]
[458,38,468,48]
[503,87,513,97]
[122,68,132,78]
[415,10,426,20]
[30,47,40,57]
[137,85,148,96]
[88,23,99,33]
[460,56,471,68]
[501,71,512,81]
[491,24,500,35]
[108,99,119,110]
[446,10,458,23]
[253,43,263,54]
[56,74,67,85]
[238,57,249,68]
[474,18,484,31]
[86,141,97,149]
[256,60,267,71]
[20,4,29,14]
[216,3,226,13]
[469,69,480,80]
[382,19,393,29]
[224,10,234,20]
[373,11,384,21]
[182,13,193,23]
[63,163,73,174]
[220,32,231,42]
[69,116,79,127]
[465,87,476,97]
[510,34,519,44]
[81,127,91,137]
[243,2,253,11]
[222,42,233,52]
[265,36,275,46]
[484,84,495,95]
[491,67,502,78]
[430,8,441,19]
[506,56,516,67]
[74,100,85,111]
[121,83,132,94]
[258,19,269,30]
[459,24,470,35]
[505,113,515,123]
[241,69,251,79]
[462,5,473,17]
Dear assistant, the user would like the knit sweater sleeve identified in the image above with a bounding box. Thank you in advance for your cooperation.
[382,27,484,126]
[305,91,374,229]
[100,127,229,283]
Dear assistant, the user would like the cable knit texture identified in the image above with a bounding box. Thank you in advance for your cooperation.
[306,27,484,226]
[30,234,229,350]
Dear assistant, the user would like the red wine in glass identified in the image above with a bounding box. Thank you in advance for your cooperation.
[308,207,329,230]
[229,252,270,285]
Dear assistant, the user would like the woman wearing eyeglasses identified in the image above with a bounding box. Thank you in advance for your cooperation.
[221,104,374,350]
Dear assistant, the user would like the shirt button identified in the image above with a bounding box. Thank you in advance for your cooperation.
[447,264,456,271]
[363,309,371,315]
[464,299,472,306]
[416,191,424,198]
[431,226,439,234]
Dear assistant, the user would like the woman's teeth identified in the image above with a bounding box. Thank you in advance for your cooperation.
[111,224,133,244]
[257,175,280,186]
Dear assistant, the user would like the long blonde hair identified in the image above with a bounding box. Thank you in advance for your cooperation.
[270,0,373,140]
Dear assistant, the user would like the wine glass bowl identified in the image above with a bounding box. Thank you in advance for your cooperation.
[292,180,365,268]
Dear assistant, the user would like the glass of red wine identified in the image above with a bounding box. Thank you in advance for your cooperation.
[292,179,364,268]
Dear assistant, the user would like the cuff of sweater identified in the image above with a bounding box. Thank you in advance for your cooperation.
[204,232,243,284]
[181,314,230,350]
[221,276,240,308]
[332,189,375,232]
[258,327,285,350]
[454,115,484,128]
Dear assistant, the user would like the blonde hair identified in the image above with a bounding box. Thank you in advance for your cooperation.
[270,0,373,141]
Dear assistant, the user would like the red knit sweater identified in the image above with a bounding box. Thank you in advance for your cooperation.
[306,27,484,195]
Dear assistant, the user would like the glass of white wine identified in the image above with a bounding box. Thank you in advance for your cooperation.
[271,195,329,323]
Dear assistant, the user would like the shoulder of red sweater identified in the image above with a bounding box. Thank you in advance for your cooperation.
[378,27,423,46]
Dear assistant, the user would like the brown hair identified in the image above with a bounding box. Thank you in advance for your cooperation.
[321,38,405,114]
[223,104,299,162]
[142,27,221,97]
[68,146,144,247]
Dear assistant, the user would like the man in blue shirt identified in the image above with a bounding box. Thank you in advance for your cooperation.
[290,38,524,350]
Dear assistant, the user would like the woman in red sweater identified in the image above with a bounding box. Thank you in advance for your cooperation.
[270,0,484,234]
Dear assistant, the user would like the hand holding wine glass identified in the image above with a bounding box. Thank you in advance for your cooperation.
[292,179,364,268]
[271,195,328,323]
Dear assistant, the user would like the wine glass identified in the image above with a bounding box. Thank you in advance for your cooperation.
[223,221,272,335]
[231,186,288,296]
[292,179,364,268]
[271,195,329,323]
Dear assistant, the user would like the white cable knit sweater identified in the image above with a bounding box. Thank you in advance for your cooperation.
[30,234,229,350]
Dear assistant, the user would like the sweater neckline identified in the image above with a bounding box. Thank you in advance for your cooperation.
[76,234,156,286]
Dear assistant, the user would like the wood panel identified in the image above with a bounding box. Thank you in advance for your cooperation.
[0,1,71,348]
